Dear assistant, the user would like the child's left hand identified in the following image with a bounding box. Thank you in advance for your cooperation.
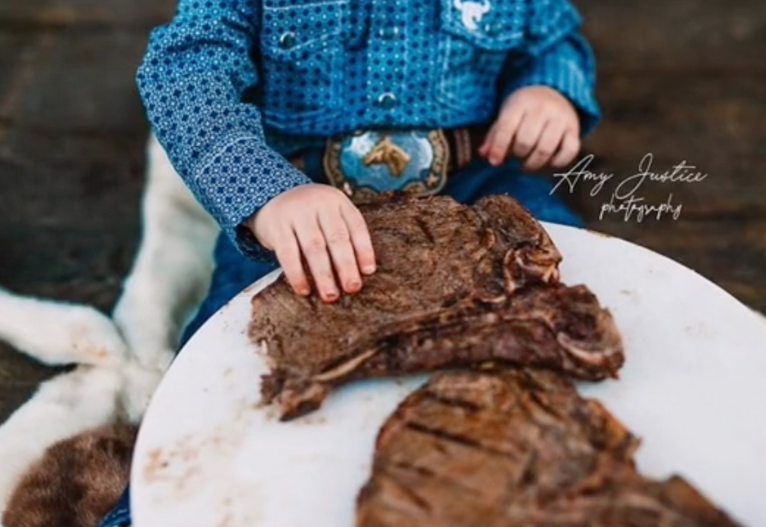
[478,86,581,172]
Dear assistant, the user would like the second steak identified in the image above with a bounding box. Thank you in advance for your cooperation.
[356,369,743,527]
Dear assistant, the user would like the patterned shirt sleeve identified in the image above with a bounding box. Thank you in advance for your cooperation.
[499,1,601,137]
[136,0,311,262]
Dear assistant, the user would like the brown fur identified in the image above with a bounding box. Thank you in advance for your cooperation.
[3,424,138,527]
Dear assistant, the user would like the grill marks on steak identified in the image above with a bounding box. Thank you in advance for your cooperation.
[249,194,624,420]
[356,370,742,527]
[349,285,624,382]
[259,285,622,420]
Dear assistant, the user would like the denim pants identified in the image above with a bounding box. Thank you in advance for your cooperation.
[98,157,582,527]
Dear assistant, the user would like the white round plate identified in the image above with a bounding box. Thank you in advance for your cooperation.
[131,223,766,527]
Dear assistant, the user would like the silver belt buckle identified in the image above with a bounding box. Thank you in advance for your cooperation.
[323,129,450,202]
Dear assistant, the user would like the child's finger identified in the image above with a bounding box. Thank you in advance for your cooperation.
[523,120,565,172]
[319,210,362,294]
[550,130,581,168]
[487,106,526,166]
[275,230,311,296]
[478,124,496,158]
[342,204,376,276]
[294,216,340,303]
[511,112,548,161]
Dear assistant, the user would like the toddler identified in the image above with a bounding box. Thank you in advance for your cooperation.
[99,0,599,524]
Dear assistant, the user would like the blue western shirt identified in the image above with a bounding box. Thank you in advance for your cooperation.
[136,0,600,258]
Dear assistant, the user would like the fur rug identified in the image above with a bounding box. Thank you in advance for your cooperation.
[0,135,218,526]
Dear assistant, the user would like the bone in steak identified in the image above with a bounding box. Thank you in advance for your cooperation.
[356,369,743,527]
[249,194,624,420]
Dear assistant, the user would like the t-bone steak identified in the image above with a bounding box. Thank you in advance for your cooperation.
[249,194,624,420]
[356,369,743,527]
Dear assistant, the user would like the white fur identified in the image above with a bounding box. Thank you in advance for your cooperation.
[119,360,168,425]
[0,288,128,367]
[110,134,218,420]
[112,134,219,373]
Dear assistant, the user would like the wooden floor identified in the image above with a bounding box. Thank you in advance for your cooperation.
[0,0,764,423]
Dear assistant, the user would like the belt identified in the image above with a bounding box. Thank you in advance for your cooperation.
[287,126,488,202]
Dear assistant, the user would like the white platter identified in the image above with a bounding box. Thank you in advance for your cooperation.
[131,223,766,527]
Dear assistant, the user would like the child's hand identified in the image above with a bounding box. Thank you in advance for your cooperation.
[249,184,377,302]
[479,86,581,172]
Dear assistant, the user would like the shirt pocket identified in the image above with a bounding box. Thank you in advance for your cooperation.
[436,0,527,114]
[259,0,346,129]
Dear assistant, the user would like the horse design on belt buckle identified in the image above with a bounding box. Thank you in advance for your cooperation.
[363,136,411,178]
[323,130,450,202]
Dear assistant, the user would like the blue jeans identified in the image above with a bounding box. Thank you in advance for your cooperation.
[98,158,581,527]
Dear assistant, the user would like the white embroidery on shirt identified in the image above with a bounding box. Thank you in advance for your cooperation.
[453,0,491,32]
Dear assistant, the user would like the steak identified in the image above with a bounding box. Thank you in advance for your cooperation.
[249,194,624,420]
[356,369,743,527]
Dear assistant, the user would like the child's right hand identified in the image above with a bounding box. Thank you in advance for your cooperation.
[249,184,377,302]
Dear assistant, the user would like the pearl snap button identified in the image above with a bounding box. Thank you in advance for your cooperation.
[279,31,296,49]
[483,23,502,36]
[378,26,400,40]
[377,92,397,109]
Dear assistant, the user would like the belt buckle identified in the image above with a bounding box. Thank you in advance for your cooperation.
[323,129,450,202]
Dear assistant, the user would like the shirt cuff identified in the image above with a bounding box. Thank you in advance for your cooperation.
[503,54,601,138]
[190,134,312,262]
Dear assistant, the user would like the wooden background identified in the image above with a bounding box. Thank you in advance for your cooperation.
[0,0,764,422]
